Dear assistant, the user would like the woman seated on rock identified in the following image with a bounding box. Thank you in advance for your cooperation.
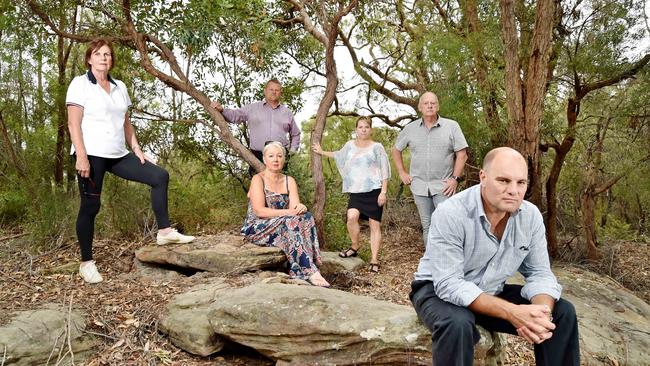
[241,141,330,287]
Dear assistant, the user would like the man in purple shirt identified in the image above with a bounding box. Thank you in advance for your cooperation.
[211,79,301,174]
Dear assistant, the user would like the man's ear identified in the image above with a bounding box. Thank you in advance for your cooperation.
[479,169,486,187]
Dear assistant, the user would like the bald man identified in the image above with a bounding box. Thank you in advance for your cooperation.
[392,92,468,246]
[409,147,580,366]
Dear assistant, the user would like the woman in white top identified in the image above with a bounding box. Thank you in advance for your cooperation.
[312,117,390,272]
[67,38,194,284]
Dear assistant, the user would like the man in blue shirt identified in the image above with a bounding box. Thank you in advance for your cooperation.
[410,147,580,366]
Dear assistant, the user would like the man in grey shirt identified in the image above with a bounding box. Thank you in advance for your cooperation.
[211,79,300,173]
[392,92,468,245]
[410,147,579,366]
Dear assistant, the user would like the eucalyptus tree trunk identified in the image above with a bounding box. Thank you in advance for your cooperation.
[287,0,358,247]
[500,0,557,207]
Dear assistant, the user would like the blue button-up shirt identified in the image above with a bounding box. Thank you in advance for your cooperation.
[414,184,562,307]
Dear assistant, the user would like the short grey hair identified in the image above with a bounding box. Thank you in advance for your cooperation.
[262,141,286,158]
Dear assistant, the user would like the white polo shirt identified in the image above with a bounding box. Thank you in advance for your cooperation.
[66,71,132,158]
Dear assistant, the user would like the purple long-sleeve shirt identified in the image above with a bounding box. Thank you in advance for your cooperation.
[222,100,300,152]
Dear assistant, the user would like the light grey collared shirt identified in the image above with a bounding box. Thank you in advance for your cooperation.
[394,116,468,196]
[414,184,562,307]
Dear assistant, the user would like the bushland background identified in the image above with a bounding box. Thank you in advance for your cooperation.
[0,0,649,363]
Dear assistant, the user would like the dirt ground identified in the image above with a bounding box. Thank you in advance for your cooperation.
[1,221,647,365]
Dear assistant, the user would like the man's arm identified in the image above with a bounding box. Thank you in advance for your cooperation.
[519,208,563,302]
[442,148,468,196]
[468,293,555,344]
[452,148,468,177]
[392,147,412,185]
[428,209,483,307]
[209,100,247,124]
[288,114,300,151]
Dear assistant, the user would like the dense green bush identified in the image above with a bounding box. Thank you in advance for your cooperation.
[0,190,28,226]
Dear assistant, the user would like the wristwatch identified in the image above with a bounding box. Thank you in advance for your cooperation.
[451,175,463,182]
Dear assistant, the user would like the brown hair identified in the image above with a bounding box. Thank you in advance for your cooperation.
[356,116,372,128]
[265,78,282,89]
[85,38,115,71]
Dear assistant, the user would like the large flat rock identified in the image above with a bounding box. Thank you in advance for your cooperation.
[509,265,650,365]
[135,233,287,274]
[159,280,231,356]
[207,283,502,365]
[0,304,98,365]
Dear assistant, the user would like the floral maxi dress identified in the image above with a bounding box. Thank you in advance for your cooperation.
[241,178,322,280]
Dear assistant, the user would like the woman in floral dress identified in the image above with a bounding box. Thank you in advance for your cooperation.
[312,117,390,273]
[241,141,330,287]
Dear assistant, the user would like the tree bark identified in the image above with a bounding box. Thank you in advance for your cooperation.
[580,188,601,260]
[288,0,358,247]
[500,0,557,206]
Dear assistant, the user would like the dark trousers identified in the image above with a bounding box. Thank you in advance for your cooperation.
[248,150,265,177]
[75,153,170,261]
[410,281,580,366]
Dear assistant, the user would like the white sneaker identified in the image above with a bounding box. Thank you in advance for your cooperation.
[79,261,103,283]
[156,229,195,245]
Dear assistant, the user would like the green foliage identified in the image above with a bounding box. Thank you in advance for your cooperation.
[2,0,647,263]
[25,190,77,248]
[598,216,638,241]
[0,190,28,226]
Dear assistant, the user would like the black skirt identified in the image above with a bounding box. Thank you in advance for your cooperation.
[348,188,383,222]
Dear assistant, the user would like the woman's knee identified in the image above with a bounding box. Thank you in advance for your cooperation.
[79,197,101,217]
[347,209,360,224]
[151,167,169,186]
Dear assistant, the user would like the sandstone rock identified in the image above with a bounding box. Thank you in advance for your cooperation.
[208,283,502,365]
[319,251,365,275]
[131,257,182,281]
[0,304,98,366]
[509,265,650,365]
[135,233,287,274]
[159,280,231,356]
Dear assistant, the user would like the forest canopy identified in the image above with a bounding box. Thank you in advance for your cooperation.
[0,0,648,260]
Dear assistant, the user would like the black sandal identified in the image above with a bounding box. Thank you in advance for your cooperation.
[368,262,380,273]
[339,247,358,258]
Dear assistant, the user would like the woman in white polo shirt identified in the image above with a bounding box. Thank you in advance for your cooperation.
[67,38,194,284]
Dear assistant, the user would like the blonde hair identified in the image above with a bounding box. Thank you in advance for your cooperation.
[262,141,286,163]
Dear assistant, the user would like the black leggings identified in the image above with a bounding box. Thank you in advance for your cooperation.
[75,153,170,261]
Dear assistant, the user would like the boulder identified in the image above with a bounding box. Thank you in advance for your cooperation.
[131,257,182,281]
[0,304,98,366]
[135,233,287,274]
[319,251,365,275]
[208,283,502,365]
[510,266,650,365]
[158,280,231,356]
